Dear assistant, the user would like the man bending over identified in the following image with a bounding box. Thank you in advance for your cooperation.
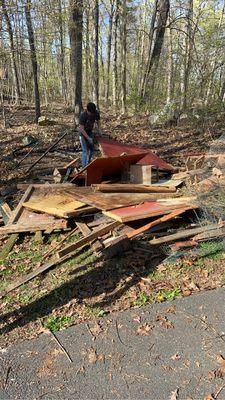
[79,102,101,167]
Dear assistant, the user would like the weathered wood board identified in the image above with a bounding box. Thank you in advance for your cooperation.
[104,202,191,223]
[23,194,85,218]
[64,187,166,211]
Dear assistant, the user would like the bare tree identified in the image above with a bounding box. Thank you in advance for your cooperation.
[69,0,83,123]
[25,0,41,121]
[0,0,21,103]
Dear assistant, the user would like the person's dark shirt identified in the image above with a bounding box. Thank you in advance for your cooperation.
[79,110,100,135]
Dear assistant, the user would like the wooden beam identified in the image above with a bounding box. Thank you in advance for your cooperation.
[64,156,79,169]
[93,183,176,193]
[149,224,220,245]
[7,185,34,225]
[76,222,103,252]
[57,221,120,258]
[127,208,192,239]
[0,220,67,235]
[0,233,19,261]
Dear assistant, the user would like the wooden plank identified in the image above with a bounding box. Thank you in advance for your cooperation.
[130,164,152,185]
[0,201,12,224]
[64,206,97,218]
[0,233,19,261]
[0,219,67,235]
[104,202,191,223]
[34,231,43,244]
[57,221,120,258]
[192,227,225,242]
[64,156,79,169]
[64,187,168,211]
[23,194,85,218]
[149,224,220,245]
[76,222,103,252]
[93,183,176,193]
[17,183,74,190]
[127,208,192,239]
[7,185,34,225]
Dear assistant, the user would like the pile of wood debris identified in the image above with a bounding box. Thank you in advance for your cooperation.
[1,137,224,299]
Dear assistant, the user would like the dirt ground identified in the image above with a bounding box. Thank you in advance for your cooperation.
[1,104,225,347]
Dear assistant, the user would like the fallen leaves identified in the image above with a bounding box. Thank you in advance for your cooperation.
[136,323,153,336]
[87,347,105,364]
[170,388,179,400]
[156,315,174,329]
[171,353,181,361]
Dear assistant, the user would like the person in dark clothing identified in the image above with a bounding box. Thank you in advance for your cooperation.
[79,102,101,167]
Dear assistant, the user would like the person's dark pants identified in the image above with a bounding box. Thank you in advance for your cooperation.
[79,132,94,168]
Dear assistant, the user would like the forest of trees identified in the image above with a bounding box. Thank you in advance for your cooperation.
[1,0,225,121]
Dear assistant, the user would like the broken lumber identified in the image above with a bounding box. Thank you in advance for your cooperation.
[57,221,120,258]
[93,183,176,193]
[64,156,79,169]
[76,222,103,252]
[149,224,220,245]
[0,219,67,235]
[0,233,19,262]
[7,185,34,225]
[1,222,119,297]
[192,227,225,242]
[127,208,192,239]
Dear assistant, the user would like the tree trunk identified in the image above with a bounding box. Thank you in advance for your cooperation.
[58,0,67,102]
[93,0,99,108]
[69,0,83,124]
[181,0,193,110]
[25,0,41,122]
[105,0,114,105]
[0,0,20,103]
[140,0,158,99]
[121,0,127,114]
[113,0,119,108]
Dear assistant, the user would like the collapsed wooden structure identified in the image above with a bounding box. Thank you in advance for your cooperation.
[1,136,223,298]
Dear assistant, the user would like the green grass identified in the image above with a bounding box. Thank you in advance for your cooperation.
[84,304,108,317]
[44,315,73,332]
[199,241,224,260]
[152,287,181,303]
[134,292,149,306]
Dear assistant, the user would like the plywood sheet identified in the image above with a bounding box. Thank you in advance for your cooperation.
[71,153,147,185]
[96,137,174,171]
[64,187,164,211]
[23,194,85,218]
[103,201,189,222]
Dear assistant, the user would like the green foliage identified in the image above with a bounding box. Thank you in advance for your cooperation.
[153,288,181,303]
[44,315,73,332]
[199,241,224,260]
[84,304,108,317]
[134,292,149,306]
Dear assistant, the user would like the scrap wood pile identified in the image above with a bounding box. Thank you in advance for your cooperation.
[1,136,224,298]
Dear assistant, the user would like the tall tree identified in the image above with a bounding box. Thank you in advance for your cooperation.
[69,0,83,124]
[25,0,41,121]
[121,0,127,113]
[0,0,21,103]
[93,0,99,108]
[141,0,170,101]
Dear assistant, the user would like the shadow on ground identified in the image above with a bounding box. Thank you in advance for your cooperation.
[0,246,165,336]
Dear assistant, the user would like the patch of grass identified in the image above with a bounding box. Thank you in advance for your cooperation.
[152,287,181,303]
[199,241,224,260]
[44,315,73,332]
[134,292,149,306]
[84,304,108,317]
[17,293,33,305]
